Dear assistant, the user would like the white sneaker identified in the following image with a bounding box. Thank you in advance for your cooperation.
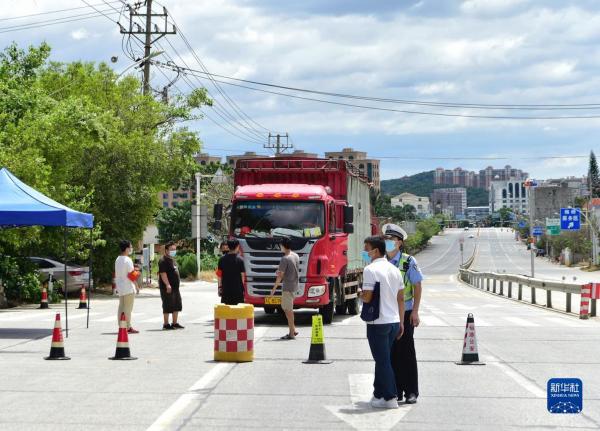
[370,397,384,408]
[383,398,400,409]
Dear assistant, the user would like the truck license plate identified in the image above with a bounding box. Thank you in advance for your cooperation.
[265,297,281,305]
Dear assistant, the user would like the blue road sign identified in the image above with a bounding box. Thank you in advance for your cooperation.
[533,226,544,236]
[560,208,581,231]
[518,221,527,228]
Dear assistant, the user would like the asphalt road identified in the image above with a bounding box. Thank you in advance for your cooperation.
[0,229,599,430]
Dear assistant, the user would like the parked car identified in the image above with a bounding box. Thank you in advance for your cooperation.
[469,234,475,238]
[464,226,470,231]
[28,257,89,294]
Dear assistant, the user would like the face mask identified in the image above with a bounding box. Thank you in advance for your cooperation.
[385,240,397,252]
[169,250,177,257]
[361,250,372,263]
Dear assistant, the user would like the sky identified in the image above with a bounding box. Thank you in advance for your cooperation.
[2,0,600,181]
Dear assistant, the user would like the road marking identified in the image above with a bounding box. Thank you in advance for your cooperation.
[504,317,539,327]
[146,326,268,431]
[451,303,472,310]
[420,315,447,326]
[325,374,413,431]
[543,317,583,328]
[487,355,545,398]
[67,312,101,320]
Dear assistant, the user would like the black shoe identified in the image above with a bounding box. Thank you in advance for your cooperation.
[163,323,173,330]
[405,394,418,404]
[172,323,185,329]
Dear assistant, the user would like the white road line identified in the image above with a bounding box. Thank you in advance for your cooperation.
[504,316,539,327]
[451,303,472,310]
[420,315,447,326]
[147,326,268,431]
[543,317,583,328]
[96,315,118,322]
[488,354,545,398]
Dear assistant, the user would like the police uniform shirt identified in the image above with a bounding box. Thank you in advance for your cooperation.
[389,252,423,311]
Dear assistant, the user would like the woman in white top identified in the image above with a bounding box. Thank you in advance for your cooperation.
[360,236,405,409]
[114,240,140,333]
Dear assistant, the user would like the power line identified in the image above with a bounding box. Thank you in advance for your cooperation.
[150,60,600,111]
[0,9,119,34]
[0,1,121,22]
[154,63,600,120]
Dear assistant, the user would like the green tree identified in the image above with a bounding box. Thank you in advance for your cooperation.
[0,43,211,280]
[156,201,193,246]
[589,151,600,198]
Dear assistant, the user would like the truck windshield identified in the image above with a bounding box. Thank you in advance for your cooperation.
[232,200,325,238]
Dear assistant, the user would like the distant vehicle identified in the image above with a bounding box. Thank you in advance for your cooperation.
[536,249,546,257]
[464,227,470,231]
[469,234,475,238]
[27,257,89,293]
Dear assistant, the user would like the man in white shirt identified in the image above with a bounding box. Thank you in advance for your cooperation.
[114,240,140,333]
[360,236,405,409]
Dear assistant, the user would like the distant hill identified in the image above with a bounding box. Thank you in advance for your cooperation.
[380,170,489,207]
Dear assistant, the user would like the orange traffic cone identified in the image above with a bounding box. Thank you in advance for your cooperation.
[77,287,87,309]
[44,313,70,360]
[109,312,137,360]
[456,313,485,365]
[39,286,49,309]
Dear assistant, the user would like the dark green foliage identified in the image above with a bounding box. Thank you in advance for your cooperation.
[589,151,600,198]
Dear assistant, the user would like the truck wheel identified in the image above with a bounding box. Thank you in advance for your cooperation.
[346,298,360,315]
[335,304,346,315]
[264,307,275,315]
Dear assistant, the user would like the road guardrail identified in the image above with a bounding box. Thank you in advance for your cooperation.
[458,268,597,319]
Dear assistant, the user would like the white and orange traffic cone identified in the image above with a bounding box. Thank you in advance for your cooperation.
[77,287,87,309]
[109,312,137,360]
[44,313,70,360]
[456,313,485,365]
[39,286,49,309]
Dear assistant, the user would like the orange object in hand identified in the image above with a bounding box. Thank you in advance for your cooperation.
[216,269,223,278]
[127,270,141,282]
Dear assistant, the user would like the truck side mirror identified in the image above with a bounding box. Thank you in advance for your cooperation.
[344,205,354,224]
[213,203,223,221]
[343,223,354,234]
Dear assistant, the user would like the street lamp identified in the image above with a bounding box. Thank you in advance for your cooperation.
[195,168,227,279]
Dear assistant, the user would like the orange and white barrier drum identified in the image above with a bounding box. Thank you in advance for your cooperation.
[214,304,254,362]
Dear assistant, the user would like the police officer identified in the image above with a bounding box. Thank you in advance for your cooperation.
[383,223,423,405]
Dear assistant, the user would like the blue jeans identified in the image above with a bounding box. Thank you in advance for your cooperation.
[366,322,400,401]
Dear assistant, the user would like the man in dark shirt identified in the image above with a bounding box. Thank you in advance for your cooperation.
[217,239,246,305]
[158,241,184,330]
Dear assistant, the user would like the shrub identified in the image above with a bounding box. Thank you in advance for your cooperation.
[176,253,198,279]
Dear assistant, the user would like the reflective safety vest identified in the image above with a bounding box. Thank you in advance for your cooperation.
[393,253,414,303]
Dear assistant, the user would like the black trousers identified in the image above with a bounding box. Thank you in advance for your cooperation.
[391,309,419,398]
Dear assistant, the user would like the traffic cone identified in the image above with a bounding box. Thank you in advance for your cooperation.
[109,312,137,360]
[77,287,87,309]
[456,313,485,365]
[39,286,49,309]
[44,313,70,360]
[302,314,332,364]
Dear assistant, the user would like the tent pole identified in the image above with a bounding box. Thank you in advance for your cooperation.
[87,228,92,329]
[64,227,68,337]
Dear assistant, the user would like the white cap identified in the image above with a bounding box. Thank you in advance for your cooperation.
[382,223,408,240]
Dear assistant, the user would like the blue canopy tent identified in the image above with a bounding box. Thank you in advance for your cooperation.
[0,168,94,336]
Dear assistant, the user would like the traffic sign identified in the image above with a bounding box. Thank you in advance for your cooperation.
[560,208,581,231]
[532,226,544,236]
[518,221,527,228]
[546,218,560,227]
[546,226,560,236]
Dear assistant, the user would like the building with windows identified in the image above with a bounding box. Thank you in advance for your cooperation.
[226,151,260,167]
[489,178,529,215]
[431,188,467,218]
[159,188,192,208]
[194,153,222,166]
[465,206,490,221]
[435,165,528,190]
[391,193,431,218]
[529,178,587,221]
[324,147,380,190]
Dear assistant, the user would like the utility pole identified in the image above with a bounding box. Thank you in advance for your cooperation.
[265,133,292,155]
[120,0,176,95]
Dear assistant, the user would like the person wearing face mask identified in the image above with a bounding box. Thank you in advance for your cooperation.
[269,236,299,340]
[383,223,424,405]
[359,236,405,409]
[158,241,184,330]
[114,240,140,333]
[217,239,246,305]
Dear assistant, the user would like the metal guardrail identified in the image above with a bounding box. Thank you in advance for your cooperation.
[458,268,597,318]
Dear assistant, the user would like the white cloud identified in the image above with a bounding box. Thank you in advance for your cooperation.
[461,0,529,16]
[414,81,458,95]
[70,29,89,41]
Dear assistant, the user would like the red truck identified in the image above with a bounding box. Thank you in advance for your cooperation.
[229,157,374,323]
